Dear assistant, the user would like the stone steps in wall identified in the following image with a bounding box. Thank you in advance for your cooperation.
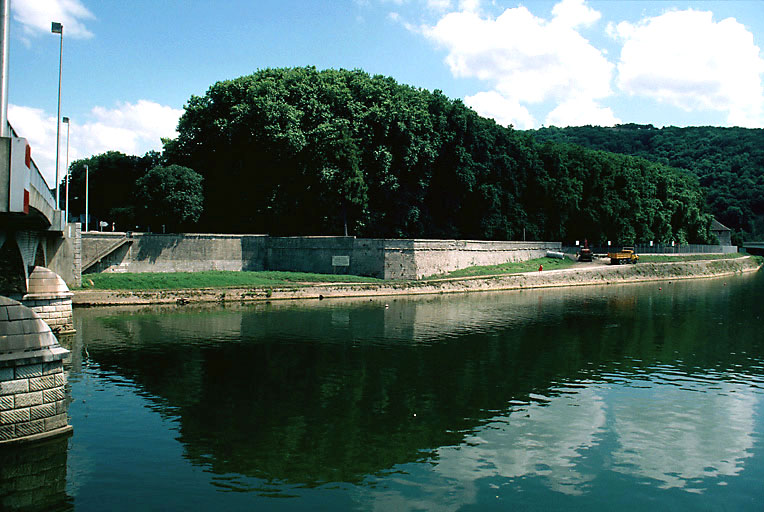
[82,237,132,273]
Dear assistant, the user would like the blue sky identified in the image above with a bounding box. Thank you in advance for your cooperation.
[7,0,764,187]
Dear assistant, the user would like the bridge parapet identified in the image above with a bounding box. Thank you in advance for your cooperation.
[0,131,63,232]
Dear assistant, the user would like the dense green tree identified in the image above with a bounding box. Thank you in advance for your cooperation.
[530,124,764,241]
[66,151,158,230]
[161,67,713,243]
[309,120,368,235]
[66,151,201,232]
[134,165,204,232]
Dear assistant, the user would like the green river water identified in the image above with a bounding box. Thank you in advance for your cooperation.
[2,271,764,510]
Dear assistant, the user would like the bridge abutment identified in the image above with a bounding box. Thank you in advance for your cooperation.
[1,224,80,334]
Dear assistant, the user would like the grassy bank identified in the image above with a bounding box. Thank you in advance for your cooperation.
[431,257,575,279]
[78,254,755,291]
[80,270,383,290]
[80,257,575,291]
[73,256,761,306]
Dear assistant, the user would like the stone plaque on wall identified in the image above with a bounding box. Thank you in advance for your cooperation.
[332,255,350,267]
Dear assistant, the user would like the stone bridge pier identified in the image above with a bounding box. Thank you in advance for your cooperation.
[0,296,72,445]
[0,225,80,335]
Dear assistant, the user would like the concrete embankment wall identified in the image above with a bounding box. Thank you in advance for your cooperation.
[83,233,268,274]
[72,256,762,307]
[82,233,560,280]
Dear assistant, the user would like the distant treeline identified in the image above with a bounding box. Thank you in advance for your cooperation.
[530,124,764,243]
[65,67,714,244]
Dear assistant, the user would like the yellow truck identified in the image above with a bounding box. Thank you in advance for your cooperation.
[608,247,639,265]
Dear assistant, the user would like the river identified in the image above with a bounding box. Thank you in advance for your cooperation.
[2,272,764,510]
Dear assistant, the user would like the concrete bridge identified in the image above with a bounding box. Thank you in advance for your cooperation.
[0,123,79,297]
[0,0,73,446]
[744,242,764,256]
[0,128,74,446]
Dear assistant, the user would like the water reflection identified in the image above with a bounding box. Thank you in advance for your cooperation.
[66,272,764,508]
[0,434,72,511]
[611,372,759,492]
[435,385,607,495]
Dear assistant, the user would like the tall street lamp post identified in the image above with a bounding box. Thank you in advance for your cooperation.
[85,164,89,232]
[51,21,63,209]
[63,116,70,221]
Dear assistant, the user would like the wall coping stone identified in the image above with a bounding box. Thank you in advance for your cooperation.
[21,292,74,300]
[0,424,72,447]
[0,347,69,368]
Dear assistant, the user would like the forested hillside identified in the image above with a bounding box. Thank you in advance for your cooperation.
[160,67,712,244]
[529,124,764,242]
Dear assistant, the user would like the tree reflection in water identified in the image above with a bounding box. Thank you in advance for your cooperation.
[68,272,764,507]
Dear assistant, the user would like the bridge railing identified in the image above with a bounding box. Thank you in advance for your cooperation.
[8,123,56,209]
[632,243,738,254]
[563,243,738,255]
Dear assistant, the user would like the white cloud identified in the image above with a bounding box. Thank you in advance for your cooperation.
[457,0,480,14]
[614,9,764,128]
[427,0,452,11]
[422,0,612,128]
[79,100,183,160]
[12,0,95,40]
[545,97,620,127]
[8,100,182,187]
[8,105,58,185]
[388,10,420,33]
[551,0,601,29]
[425,4,612,103]
[464,91,536,129]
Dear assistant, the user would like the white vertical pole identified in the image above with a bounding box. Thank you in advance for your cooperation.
[53,23,63,209]
[85,164,89,232]
[0,0,10,138]
[64,119,70,221]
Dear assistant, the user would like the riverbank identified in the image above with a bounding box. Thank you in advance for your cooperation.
[71,256,761,306]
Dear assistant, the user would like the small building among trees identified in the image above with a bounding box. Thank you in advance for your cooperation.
[710,218,732,246]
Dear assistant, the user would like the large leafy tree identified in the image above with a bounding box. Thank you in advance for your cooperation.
[310,120,367,235]
[163,66,714,243]
[65,151,160,230]
[66,151,204,233]
[134,165,204,232]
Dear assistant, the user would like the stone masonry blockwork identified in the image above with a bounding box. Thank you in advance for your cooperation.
[82,232,562,280]
[0,360,68,442]
[0,296,71,445]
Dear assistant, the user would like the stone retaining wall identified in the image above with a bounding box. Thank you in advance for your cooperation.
[72,255,763,307]
[82,232,560,280]
[84,233,268,274]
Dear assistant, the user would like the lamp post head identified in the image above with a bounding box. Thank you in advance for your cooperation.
[51,22,63,34]
[62,116,69,124]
